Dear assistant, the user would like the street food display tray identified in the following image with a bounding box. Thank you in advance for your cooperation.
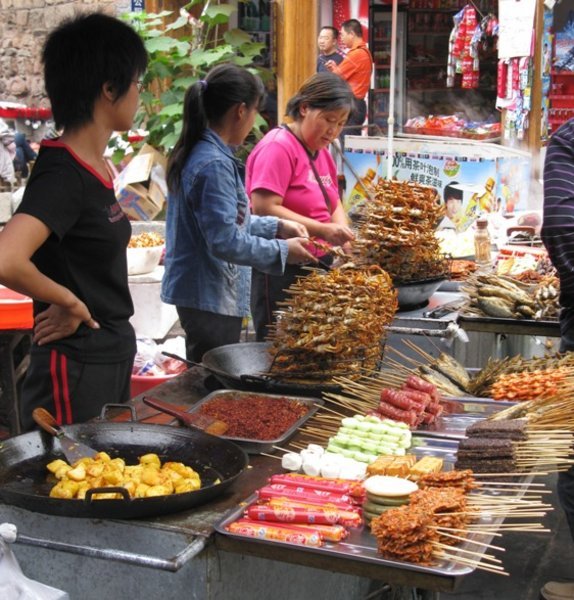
[415,396,516,440]
[215,441,532,579]
[190,390,323,454]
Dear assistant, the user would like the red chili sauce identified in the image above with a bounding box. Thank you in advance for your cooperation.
[198,395,308,440]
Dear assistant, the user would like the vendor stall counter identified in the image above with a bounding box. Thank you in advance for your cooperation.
[387,291,560,370]
[4,370,452,600]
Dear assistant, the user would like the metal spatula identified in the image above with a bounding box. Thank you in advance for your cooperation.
[32,408,98,464]
[142,396,229,436]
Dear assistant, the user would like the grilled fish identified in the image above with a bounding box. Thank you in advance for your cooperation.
[418,365,469,397]
[432,353,471,392]
[477,297,515,318]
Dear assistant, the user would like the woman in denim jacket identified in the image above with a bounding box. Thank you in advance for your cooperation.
[161,64,315,361]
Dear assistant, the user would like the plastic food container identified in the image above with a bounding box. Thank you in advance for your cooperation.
[130,372,177,398]
[0,286,33,329]
[126,245,164,276]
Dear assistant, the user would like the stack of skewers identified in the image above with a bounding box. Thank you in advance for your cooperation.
[266,265,397,381]
[351,179,448,284]
[369,470,551,575]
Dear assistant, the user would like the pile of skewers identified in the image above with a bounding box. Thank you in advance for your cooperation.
[367,469,551,574]
[351,179,449,284]
[382,341,574,401]
[267,265,397,381]
[370,470,551,575]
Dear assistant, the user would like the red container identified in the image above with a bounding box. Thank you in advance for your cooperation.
[130,373,177,398]
[0,286,33,329]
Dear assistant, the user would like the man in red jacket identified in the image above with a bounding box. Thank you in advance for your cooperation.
[325,19,373,144]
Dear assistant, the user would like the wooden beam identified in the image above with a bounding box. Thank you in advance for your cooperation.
[275,0,318,120]
[527,0,545,173]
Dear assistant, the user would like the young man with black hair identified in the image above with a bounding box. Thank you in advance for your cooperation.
[325,18,373,141]
[0,13,148,431]
[317,26,344,72]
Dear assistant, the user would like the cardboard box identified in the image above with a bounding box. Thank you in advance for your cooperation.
[114,144,167,221]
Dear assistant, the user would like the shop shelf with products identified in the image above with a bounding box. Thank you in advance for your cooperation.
[548,71,574,133]
[404,0,498,139]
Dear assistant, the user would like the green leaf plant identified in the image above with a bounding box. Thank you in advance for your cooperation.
[111,1,271,163]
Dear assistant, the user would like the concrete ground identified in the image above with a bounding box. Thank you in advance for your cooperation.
[441,472,573,600]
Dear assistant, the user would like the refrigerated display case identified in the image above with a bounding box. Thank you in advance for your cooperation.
[368,0,498,139]
[369,6,406,133]
[405,1,498,129]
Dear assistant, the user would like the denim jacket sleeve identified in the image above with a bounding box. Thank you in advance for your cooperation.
[191,155,287,275]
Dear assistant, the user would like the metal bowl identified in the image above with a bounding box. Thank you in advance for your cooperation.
[394,277,446,311]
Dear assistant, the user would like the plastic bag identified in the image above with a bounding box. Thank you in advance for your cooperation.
[0,523,69,600]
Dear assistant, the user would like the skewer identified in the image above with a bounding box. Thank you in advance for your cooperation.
[472,472,549,477]
[272,445,292,453]
[432,529,505,551]
[432,550,507,575]
[431,526,502,538]
[431,542,502,564]
[476,480,547,487]
[260,452,281,460]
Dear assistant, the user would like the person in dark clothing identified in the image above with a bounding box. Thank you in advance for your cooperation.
[540,117,574,600]
[317,26,345,72]
[0,13,148,431]
[13,132,37,178]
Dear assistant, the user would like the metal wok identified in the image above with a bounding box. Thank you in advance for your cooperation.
[394,276,446,311]
[201,342,342,396]
[0,421,248,519]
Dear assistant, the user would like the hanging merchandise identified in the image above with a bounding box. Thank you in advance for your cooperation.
[447,5,479,89]
[447,6,498,90]
[496,0,537,145]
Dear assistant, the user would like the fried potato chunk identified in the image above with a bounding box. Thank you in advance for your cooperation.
[46,452,202,500]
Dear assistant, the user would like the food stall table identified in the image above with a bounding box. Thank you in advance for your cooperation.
[1,368,513,600]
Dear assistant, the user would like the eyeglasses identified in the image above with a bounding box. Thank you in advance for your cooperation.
[133,79,144,92]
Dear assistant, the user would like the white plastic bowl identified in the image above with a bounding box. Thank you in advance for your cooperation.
[126,245,164,276]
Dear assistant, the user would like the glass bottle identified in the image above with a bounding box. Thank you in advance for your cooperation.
[474,218,492,269]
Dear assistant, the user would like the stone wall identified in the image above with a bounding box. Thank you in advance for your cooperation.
[0,0,131,109]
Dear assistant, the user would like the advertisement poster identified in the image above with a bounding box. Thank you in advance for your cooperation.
[332,0,370,39]
[342,138,531,232]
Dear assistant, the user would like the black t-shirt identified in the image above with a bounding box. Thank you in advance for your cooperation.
[16,139,136,363]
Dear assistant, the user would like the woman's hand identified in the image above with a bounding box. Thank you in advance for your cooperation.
[33,301,100,346]
[277,219,309,239]
[318,222,355,246]
[285,238,319,266]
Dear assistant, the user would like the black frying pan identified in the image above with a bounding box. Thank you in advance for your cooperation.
[200,342,342,396]
[0,421,248,519]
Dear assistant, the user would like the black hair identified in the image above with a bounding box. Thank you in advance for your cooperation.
[444,182,463,201]
[42,12,148,131]
[320,26,339,39]
[285,72,354,120]
[341,19,363,38]
[167,63,265,192]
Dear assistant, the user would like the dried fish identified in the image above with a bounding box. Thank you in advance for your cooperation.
[433,353,471,392]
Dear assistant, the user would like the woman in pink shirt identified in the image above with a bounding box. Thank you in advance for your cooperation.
[246,72,355,341]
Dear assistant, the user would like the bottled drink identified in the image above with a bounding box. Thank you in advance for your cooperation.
[474,218,492,270]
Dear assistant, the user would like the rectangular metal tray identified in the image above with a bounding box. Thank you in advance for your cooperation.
[190,390,323,454]
[414,396,516,440]
[215,445,532,579]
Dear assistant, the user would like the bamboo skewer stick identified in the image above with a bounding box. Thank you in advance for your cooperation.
[431,526,502,537]
[432,542,502,564]
[433,551,509,575]
[260,452,281,460]
[432,529,506,551]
